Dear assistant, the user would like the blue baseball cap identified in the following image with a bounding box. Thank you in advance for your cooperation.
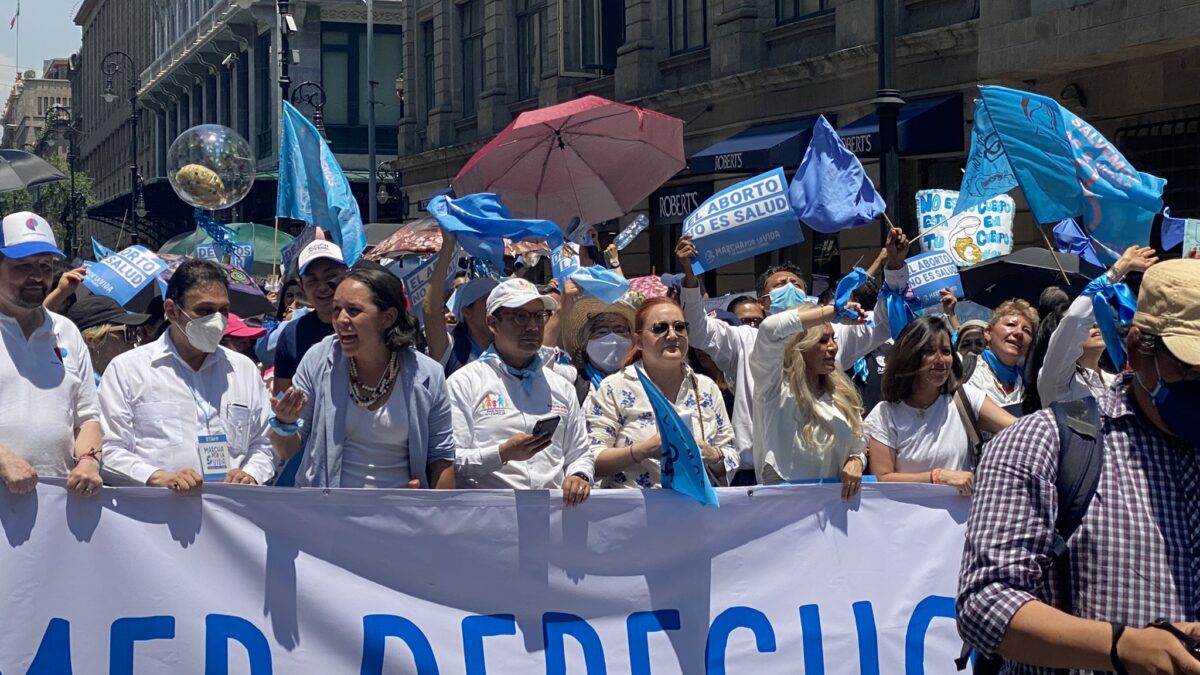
[0,212,63,259]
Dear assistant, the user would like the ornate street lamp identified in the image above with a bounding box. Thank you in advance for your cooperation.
[44,105,82,259]
[290,81,327,140]
[374,161,409,221]
[100,50,143,245]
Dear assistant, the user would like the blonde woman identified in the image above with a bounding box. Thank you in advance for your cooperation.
[65,296,151,381]
[750,300,868,499]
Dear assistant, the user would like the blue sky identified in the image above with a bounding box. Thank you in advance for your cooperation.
[0,0,82,100]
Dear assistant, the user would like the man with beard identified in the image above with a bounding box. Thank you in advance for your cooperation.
[0,212,102,496]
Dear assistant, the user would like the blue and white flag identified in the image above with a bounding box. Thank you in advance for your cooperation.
[964,85,1165,264]
[683,168,801,275]
[570,265,630,305]
[634,367,718,508]
[953,99,1019,216]
[428,193,563,271]
[551,242,581,284]
[1052,218,1105,268]
[82,245,168,306]
[277,102,366,266]
[92,238,115,261]
[789,115,886,233]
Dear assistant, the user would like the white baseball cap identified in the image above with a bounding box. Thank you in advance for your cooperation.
[0,211,63,259]
[486,278,559,316]
[298,239,346,275]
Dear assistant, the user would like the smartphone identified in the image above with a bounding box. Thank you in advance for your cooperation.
[531,416,561,438]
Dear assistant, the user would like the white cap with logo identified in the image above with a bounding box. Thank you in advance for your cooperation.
[0,211,63,259]
[298,239,346,275]
[486,278,560,315]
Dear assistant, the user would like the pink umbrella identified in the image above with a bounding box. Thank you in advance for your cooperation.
[367,219,552,260]
[453,96,685,230]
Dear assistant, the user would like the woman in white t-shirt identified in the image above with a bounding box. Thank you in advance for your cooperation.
[865,317,1015,495]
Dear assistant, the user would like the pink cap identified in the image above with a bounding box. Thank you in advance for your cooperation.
[224,313,267,339]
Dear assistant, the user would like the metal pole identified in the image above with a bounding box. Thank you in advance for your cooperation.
[366,0,377,224]
[129,84,140,246]
[874,0,903,244]
[277,0,291,102]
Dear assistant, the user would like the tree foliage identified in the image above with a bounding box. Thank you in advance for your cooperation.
[0,154,97,243]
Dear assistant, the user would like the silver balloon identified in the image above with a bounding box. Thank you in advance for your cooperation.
[166,124,256,210]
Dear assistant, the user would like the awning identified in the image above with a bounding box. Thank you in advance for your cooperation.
[837,93,963,157]
[688,116,824,175]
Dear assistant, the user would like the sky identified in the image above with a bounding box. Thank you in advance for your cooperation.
[0,0,83,101]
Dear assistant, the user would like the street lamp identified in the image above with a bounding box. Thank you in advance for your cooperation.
[100,50,143,246]
[374,161,409,221]
[290,81,327,140]
[45,105,81,259]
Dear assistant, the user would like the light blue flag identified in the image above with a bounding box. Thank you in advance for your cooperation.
[789,115,886,233]
[634,366,719,508]
[974,85,1165,264]
[428,193,562,271]
[570,265,630,305]
[1052,218,1105,268]
[277,101,366,266]
[954,99,1019,216]
[92,238,115,261]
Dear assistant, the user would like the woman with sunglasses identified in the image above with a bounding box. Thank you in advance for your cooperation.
[750,299,870,499]
[586,297,739,489]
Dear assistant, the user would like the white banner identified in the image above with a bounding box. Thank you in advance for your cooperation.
[0,481,968,674]
[916,189,1014,267]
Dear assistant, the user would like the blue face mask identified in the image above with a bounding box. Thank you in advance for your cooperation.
[768,283,812,313]
[1141,351,1200,446]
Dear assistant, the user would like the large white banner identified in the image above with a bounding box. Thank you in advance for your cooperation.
[0,481,969,674]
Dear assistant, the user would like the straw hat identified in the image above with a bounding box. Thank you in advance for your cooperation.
[559,296,636,365]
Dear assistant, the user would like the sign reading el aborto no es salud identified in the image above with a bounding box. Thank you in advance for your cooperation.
[1,481,968,674]
[683,168,804,275]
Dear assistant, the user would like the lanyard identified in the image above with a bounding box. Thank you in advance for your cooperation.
[185,369,220,436]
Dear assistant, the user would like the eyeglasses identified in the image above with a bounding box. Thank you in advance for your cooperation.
[645,321,689,337]
[497,309,552,327]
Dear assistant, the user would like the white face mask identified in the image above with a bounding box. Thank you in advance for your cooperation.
[181,309,228,353]
[586,334,631,374]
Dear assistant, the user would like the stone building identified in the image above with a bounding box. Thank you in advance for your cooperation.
[1,59,72,153]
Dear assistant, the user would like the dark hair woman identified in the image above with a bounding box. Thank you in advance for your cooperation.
[270,264,455,489]
[865,316,1016,495]
[275,277,304,322]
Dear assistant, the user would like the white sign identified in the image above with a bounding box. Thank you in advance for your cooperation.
[916,189,1014,267]
[0,482,968,674]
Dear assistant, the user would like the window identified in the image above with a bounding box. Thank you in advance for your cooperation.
[156,113,167,177]
[516,1,543,100]
[205,75,217,122]
[1117,118,1200,217]
[460,0,483,117]
[668,0,706,54]
[319,23,404,153]
[777,0,829,24]
[422,21,435,120]
[561,0,623,76]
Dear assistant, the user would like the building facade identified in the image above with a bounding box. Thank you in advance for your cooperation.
[396,0,1200,293]
[1,60,73,153]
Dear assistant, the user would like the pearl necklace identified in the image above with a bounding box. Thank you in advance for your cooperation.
[349,350,400,408]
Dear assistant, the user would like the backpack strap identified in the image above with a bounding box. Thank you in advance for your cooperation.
[1049,396,1103,617]
[953,387,985,468]
[961,351,978,383]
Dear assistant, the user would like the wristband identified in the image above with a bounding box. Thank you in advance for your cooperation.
[931,468,942,484]
[1110,622,1129,675]
[74,451,101,466]
[268,416,303,437]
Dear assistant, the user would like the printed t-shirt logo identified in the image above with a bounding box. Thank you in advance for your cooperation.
[479,393,510,416]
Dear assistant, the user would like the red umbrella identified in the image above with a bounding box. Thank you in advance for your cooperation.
[368,219,551,260]
[453,96,685,229]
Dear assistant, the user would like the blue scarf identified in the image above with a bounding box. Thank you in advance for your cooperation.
[1082,273,1137,371]
[878,283,916,340]
[584,363,607,389]
[478,346,544,394]
[833,267,870,320]
[981,348,1022,388]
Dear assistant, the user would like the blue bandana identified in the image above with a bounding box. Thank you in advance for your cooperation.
[850,357,869,387]
[479,346,543,394]
[981,348,1022,388]
[584,363,607,389]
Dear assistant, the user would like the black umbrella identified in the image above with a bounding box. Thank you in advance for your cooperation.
[960,247,1104,308]
[0,150,64,192]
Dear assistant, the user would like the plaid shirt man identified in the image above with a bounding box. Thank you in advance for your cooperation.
[957,374,1200,674]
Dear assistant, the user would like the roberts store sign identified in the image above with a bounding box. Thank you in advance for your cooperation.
[650,181,715,226]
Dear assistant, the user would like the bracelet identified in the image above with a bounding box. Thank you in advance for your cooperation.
[628,445,637,466]
[268,416,302,437]
[74,449,101,466]
[1110,622,1129,675]
[931,468,942,484]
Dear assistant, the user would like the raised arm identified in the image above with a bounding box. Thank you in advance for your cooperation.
[423,229,457,364]
[834,228,911,368]
[675,236,749,374]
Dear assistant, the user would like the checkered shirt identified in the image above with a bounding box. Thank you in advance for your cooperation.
[956,374,1200,674]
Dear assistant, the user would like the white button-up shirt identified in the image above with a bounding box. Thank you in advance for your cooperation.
[448,356,593,490]
[0,309,99,476]
[99,331,276,486]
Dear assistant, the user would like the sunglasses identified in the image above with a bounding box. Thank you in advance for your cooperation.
[645,321,689,337]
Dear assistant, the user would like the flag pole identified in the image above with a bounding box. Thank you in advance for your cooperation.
[1038,225,1071,285]
[881,212,897,231]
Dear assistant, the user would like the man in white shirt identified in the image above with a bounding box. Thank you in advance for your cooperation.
[0,212,102,495]
[447,278,594,505]
[100,259,276,493]
[675,228,911,479]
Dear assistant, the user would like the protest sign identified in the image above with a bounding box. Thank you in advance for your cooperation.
[81,245,168,305]
[907,250,963,308]
[916,189,1014,267]
[197,242,255,273]
[0,481,967,673]
[397,248,466,325]
[279,223,317,275]
[551,241,581,283]
[683,168,803,274]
